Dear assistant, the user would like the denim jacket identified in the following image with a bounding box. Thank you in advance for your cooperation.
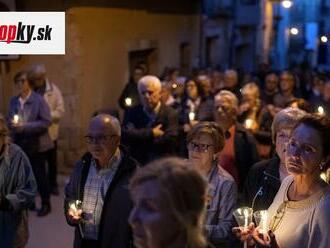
[204,163,238,247]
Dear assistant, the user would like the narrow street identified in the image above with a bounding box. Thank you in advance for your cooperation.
[27,176,74,248]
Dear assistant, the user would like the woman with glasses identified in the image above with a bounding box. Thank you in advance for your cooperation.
[187,122,237,247]
[0,115,37,247]
[235,114,330,248]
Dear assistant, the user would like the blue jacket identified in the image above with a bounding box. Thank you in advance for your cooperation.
[7,91,53,155]
[0,143,37,247]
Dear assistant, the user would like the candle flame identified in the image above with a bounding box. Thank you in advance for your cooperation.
[125,97,132,106]
[13,115,19,124]
[317,106,325,115]
[189,112,195,121]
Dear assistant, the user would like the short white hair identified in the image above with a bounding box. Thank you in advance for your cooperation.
[138,75,162,93]
[214,90,239,110]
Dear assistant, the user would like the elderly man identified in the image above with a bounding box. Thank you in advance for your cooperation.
[214,90,259,190]
[64,114,137,248]
[122,75,179,165]
[28,64,65,195]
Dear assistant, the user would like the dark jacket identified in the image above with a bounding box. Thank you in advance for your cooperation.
[234,124,259,191]
[122,103,179,165]
[242,156,281,211]
[64,149,137,248]
[7,91,53,155]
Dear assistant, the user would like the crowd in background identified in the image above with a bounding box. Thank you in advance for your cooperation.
[1,61,330,248]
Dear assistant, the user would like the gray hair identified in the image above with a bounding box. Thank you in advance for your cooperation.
[138,75,162,93]
[214,90,239,111]
[271,107,306,143]
[29,63,47,75]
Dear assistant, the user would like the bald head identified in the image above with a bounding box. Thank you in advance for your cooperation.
[86,114,121,167]
[88,114,121,137]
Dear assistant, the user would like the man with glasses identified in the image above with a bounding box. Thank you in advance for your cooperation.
[214,90,259,190]
[122,75,179,165]
[64,114,137,248]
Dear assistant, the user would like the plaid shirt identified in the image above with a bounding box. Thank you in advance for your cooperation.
[82,149,121,240]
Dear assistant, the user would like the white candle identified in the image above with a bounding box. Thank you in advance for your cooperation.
[244,119,253,129]
[13,114,19,124]
[317,106,325,115]
[189,112,195,122]
[125,97,132,107]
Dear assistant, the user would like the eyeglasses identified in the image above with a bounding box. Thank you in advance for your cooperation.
[188,142,214,153]
[84,135,117,144]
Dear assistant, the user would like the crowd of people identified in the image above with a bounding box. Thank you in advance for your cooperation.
[1,62,330,248]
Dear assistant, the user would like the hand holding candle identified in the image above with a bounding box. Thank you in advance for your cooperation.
[68,200,83,220]
[12,114,20,125]
[254,210,269,234]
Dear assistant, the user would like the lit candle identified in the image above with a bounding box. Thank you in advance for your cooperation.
[244,119,253,129]
[320,172,327,183]
[189,111,195,122]
[69,200,82,214]
[317,106,325,115]
[13,114,20,124]
[125,97,132,107]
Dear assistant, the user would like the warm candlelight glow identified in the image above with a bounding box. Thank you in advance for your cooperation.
[317,106,325,115]
[244,119,253,129]
[189,112,195,122]
[125,97,132,106]
[172,83,178,89]
[13,115,20,124]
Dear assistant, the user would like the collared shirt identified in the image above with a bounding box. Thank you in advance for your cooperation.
[18,91,32,111]
[82,148,122,240]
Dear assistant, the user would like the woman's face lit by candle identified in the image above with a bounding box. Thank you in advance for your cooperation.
[286,124,324,176]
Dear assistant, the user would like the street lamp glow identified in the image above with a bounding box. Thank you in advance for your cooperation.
[321,36,328,43]
[290,27,299,35]
[282,0,293,9]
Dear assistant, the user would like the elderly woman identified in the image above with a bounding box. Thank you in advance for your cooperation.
[129,157,208,248]
[243,107,306,211]
[187,122,237,247]
[236,114,330,248]
[0,115,37,247]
